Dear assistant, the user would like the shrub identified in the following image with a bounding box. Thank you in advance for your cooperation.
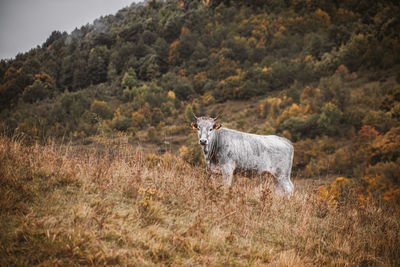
[249,121,275,135]
[278,114,320,141]
[331,147,352,176]
[131,111,145,129]
[112,116,131,131]
[90,100,113,120]
[147,126,160,143]
[366,161,400,186]
[362,110,393,133]
[258,97,282,119]
[22,72,55,103]
[317,102,342,136]
[122,87,138,101]
[184,104,194,123]
[318,177,352,205]
[173,78,194,101]
[374,127,400,161]
[337,34,369,71]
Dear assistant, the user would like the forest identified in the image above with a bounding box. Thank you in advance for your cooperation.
[1,0,399,204]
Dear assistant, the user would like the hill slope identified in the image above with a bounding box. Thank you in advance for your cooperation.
[1,137,399,265]
[0,1,399,206]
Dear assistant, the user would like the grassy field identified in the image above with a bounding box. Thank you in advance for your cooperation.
[1,136,399,266]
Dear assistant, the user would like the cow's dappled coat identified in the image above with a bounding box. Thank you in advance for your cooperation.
[191,117,294,197]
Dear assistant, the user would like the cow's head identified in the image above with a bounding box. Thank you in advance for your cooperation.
[191,115,221,146]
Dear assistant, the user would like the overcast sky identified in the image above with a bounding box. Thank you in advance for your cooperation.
[0,0,140,60]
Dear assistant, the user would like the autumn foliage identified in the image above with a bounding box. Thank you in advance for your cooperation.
[0,1,400,263]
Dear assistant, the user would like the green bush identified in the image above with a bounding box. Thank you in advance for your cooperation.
[278,114,320,141]
[317,102,343,136]
[90,100,113,120]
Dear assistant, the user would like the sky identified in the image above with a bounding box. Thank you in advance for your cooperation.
[0,0,140,60]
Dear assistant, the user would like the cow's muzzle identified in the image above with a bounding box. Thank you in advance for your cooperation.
[199,139,207,145]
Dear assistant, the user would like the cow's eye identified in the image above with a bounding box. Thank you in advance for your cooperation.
[209,128,213,132]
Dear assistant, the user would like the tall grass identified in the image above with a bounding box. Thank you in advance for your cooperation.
[0,136,399,266]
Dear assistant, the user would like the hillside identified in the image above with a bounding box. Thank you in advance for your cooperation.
[1,0,399,202]
[1,137,399,265]
[1,1,400,264]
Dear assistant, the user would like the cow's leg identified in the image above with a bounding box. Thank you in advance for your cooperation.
[262,168,283,195]
[208,162,220,184]
[270,167,293,198]
[283,179,294,197]
[273,180,285,196]
[275,178,293,198]
[209,162,220,173]
[275,173,294,198]
[280,166,294,197]
[283,152,295,198]
[221,161,235,186]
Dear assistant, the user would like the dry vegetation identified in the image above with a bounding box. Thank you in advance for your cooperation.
[1,136,399,266]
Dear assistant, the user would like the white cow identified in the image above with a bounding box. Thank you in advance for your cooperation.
[191,116,294,197]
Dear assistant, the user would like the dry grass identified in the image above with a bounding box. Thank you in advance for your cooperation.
[1,136,399,266]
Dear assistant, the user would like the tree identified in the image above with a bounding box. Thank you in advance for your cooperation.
[224,36,250,63]
[109,42,135,75]
[72,56,89,90]
[0,66,31,110]
[22,72,56,103]
[60,55,74,89]
[43,30,64,49]
[137,54,160,80]
[164,15,183,43]
[0,60,7,84]
[153,37,169,74]
[107,62,118,81]
[121,67,139,89]
[317,65,352,110]
[190,41,208,68]
[337,34,369,71]
[88,46,109,84]
[173,78,195,100]
[122,67,140,101]
[317,102,342,136]
[177,31,197,60]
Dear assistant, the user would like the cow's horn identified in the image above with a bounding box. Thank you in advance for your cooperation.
[193,113,198,120]
[213,114,219,121]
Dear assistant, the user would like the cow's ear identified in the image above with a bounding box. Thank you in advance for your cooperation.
[214,123,221,130]
[191,122,197,130]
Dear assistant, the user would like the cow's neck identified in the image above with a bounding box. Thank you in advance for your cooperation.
[202,131,219,163]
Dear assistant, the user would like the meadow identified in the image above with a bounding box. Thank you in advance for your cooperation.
[1,135,399,266]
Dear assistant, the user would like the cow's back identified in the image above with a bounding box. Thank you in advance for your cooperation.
[216,128,293,173]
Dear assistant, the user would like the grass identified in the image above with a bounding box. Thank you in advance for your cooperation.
[0,136,399,266]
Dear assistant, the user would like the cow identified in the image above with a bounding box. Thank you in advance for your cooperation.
[191,116,294,197]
